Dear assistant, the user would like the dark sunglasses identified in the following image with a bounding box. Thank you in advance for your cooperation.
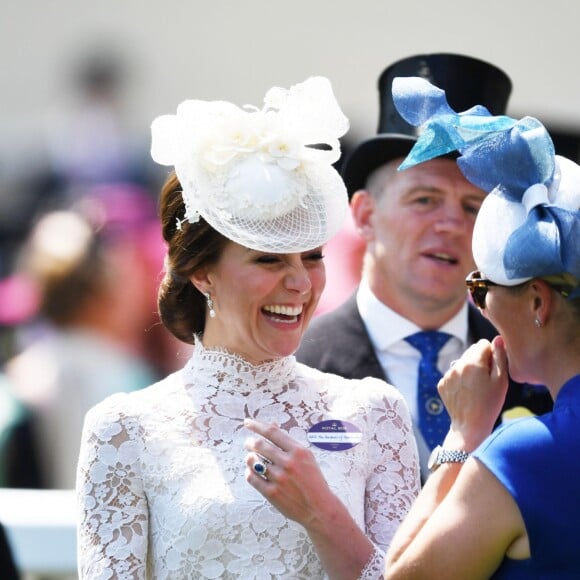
[465,270,498,309]
[466,270,572,309]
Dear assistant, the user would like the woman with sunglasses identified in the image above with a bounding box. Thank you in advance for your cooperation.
[382,77,580,578]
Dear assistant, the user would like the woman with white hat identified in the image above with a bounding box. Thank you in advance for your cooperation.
[76,76,420,579]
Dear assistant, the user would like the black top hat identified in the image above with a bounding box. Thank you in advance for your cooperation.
[341,53,512,196]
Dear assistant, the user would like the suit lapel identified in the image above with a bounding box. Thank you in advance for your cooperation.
[329,295,387,381]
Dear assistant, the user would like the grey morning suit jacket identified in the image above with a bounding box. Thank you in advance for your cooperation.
[296,294,553,422]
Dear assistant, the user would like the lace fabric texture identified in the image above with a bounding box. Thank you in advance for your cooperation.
[77,344,420,579]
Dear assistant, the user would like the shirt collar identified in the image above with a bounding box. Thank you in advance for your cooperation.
[356,278,469,351]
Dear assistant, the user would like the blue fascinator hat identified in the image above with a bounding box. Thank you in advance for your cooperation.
[392,77,580,298]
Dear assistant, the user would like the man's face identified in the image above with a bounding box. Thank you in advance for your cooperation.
[354,157,486,320]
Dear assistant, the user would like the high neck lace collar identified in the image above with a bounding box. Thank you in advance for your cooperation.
[182,340,298,395]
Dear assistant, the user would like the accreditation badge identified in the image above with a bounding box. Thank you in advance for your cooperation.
[307,420,362,451]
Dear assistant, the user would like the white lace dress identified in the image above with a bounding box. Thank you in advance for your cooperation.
[77,344,420,579]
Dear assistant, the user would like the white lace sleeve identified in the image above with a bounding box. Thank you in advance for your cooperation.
[76,395,148,579]
[359,545,384,579]
[358,378,421,579]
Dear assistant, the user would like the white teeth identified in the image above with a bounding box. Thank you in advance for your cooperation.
[433,253,453,261]
[263,305,303,316]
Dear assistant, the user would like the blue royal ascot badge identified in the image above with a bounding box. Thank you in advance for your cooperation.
[307,420,362,451]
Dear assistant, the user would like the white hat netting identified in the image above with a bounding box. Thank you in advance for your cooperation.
[150,76,349,252]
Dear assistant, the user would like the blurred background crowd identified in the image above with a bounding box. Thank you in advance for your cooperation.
[0,49,186,489]
[1,0,580,494]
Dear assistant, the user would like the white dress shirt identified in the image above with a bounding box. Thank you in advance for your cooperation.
[356,279,469,479]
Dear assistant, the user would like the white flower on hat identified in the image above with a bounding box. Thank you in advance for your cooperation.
[151,76,349,252]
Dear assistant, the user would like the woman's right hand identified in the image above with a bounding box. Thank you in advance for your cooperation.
[438,336,509,451]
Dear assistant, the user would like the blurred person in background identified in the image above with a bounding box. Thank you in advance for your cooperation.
[0,46,158,369]
[0,372,42,488]
[3,183,167,489]
[44,48,146,190]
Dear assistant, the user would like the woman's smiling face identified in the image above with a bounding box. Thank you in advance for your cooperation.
[193,241,326,364]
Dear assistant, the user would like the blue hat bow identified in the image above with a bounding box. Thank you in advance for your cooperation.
[392,76,580,295]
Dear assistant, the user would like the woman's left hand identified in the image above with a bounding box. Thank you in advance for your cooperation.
[244,419,334,528]
[439,336,509,451]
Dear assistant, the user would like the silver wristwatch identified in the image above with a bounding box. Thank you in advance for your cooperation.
[428,445,470,472]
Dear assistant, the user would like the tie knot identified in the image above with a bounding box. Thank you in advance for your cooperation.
[405,331,452,358]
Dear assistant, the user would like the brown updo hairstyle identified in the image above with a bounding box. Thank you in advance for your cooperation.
[157,172,230,344]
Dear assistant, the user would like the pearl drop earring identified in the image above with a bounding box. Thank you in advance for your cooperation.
[204,292,216,318]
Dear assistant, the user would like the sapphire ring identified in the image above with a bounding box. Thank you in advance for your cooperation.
[253,461,268,477]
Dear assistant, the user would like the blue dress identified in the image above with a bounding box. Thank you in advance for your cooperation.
[473,374,580,578]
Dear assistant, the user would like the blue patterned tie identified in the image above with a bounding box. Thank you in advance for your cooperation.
[405,331,452,450]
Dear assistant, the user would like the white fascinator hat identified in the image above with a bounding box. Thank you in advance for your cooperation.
[150,76,349,253]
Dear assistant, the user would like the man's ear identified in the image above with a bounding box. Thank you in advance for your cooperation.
[350,190,375,241]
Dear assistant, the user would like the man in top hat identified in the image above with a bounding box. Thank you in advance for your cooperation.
[296,53,553,478]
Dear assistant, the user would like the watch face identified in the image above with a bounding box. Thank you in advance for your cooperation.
[427,446,441,471]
